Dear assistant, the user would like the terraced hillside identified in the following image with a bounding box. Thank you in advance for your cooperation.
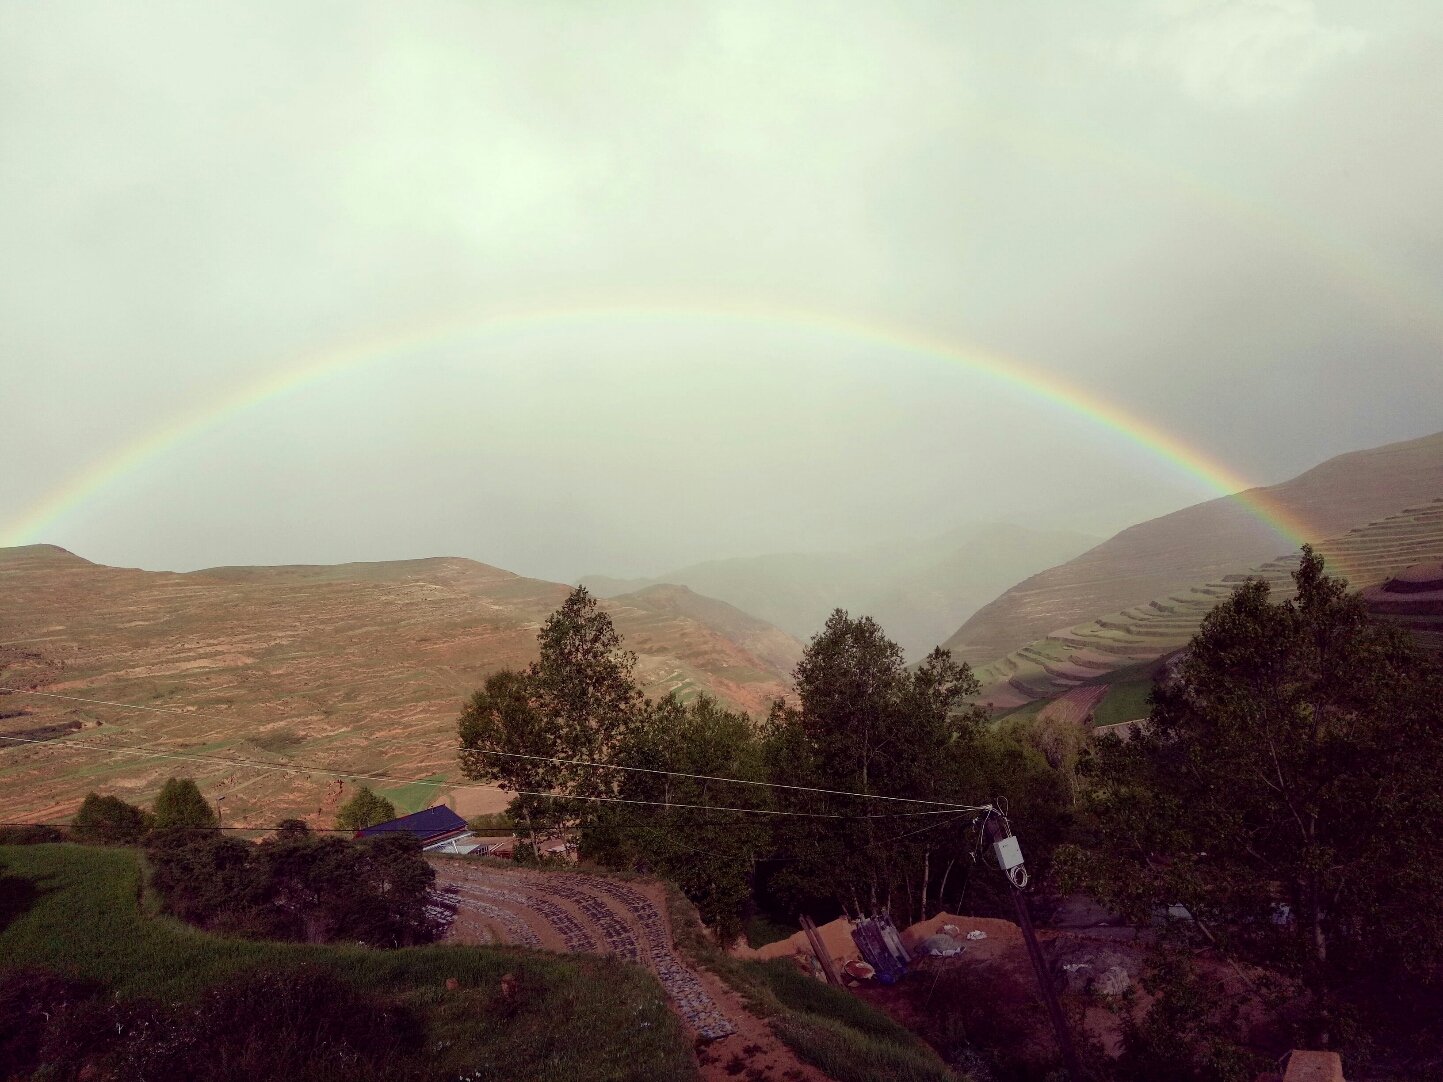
[976,499,1443,708]
[0,545,801,826]
[945,430,1443,669]
[1362,561,1443,654]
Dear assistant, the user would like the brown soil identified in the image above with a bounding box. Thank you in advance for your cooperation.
[0,545,798,825]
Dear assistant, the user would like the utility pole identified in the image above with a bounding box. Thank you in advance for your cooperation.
[983,811,1084,1081]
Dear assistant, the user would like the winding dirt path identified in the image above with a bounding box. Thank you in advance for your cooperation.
[431,859,828,1082]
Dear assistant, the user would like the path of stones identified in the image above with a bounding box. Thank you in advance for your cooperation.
[432,860,735,1039]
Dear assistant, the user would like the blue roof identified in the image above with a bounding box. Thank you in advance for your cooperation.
[357,804,468,841]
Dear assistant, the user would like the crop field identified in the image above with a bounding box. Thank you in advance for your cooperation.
[0,843,696,1081]
[0,546,799,826]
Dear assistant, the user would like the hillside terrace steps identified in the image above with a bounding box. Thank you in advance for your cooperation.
[975,499,1443,710]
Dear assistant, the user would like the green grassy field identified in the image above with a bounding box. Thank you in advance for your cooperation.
[1091,679,1154,727]
[378,773,448,814]
[0,844,696,1081]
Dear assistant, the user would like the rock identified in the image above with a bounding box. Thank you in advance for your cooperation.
[920,933,963,957]
[1092,965,1131,996]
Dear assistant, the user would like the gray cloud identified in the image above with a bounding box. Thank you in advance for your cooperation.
[3,1,1439,582]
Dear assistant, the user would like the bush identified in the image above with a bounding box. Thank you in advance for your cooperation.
[0,967,104,1078]
[152,777,219,829]
[72,792,152,844]
[0,824,65,845]
[334,786,397,831]
[0,964,429,1082]
[145,827,442,946]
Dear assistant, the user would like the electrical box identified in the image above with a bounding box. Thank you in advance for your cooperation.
[993,835,1024,871]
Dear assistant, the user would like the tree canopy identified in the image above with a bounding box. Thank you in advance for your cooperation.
[71,792,151,844]
[151,777,218,830]
[334,786,397,832]
[1059,547,1443,1047]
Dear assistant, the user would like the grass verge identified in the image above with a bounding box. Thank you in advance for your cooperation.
[0,844,696,1082]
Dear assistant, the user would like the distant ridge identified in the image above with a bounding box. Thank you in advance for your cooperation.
[583,522,1098,659]
[943,430,1443,669]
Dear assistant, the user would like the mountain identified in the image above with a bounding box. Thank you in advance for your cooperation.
[0,545,801,827]
[943,430,1443,669]
[976,498,1443,708]
[582,523,1098,659]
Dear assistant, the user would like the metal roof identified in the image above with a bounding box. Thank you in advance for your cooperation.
[357,804,468,841]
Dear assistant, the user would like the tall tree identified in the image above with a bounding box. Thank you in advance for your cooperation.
[767,610,987,920]
[529,585,642,800]
[458,587,643,846]
[1059,547,1443,1047]
[586,694,771,938]
[457,668,564,854]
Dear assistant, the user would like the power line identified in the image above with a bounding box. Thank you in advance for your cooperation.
[0,731,979,821]
[459,747,977,809]
[2,685,986,812]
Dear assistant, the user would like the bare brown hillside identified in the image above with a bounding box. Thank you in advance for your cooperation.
[943,430,1443,667]
[0,546,796,826]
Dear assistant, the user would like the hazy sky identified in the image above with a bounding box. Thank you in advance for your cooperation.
[3,1,1440,582]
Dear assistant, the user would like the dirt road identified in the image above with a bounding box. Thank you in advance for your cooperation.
[431,859,827,1081]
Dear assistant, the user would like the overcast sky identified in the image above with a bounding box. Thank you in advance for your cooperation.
[3,1,1440,582]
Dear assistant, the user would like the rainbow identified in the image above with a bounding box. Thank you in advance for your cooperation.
[2,301,1316,551]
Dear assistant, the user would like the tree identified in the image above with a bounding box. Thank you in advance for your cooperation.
[586,694,771,938]
[1058,547,1443,1047]
[527,586,642,800]
[151,777,218,830]
[334,787,397,832]
[71,792,152,844]
[457,668,562,854]
[458,587,643,844]
[765,610,988,921]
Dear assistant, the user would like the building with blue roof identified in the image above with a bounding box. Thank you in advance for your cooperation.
[355,804,474,852]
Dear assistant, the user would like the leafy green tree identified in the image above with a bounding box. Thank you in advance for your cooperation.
[457,668,563,854]
[586,694,771,938]
[151,777,218,830]
[527,586,642,800]
[765,611,989,921]
[458,587,643,843]
[1058,547,1443,1047]
[334,786,397,832]
[71,792,152,844]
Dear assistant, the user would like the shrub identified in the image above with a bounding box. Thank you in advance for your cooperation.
[72,792,152,844]
[152,777,219,829]
[0,965,429,1082]
[0,824,65,845]
[146,827,442,946]
[334,786,397,831]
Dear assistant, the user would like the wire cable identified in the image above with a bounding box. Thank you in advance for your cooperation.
[0,731,975,821]
[1,685,985,811]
